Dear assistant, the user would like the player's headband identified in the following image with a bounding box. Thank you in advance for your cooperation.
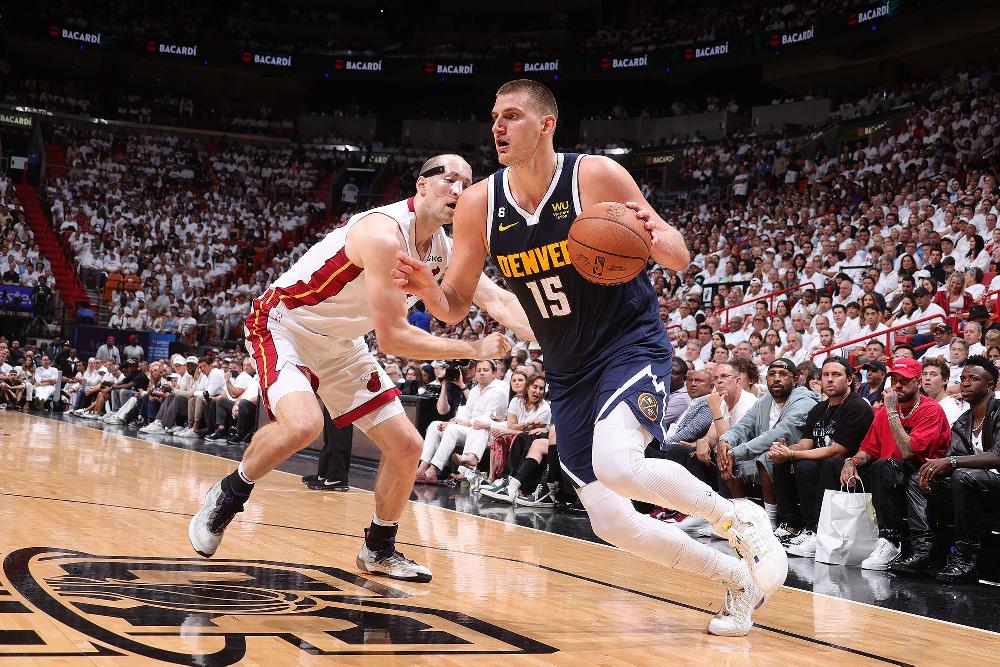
[419,165,446,178]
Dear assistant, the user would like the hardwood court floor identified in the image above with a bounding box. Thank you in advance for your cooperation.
[0,412,993,665]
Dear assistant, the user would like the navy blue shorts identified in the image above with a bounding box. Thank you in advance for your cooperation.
[546,345,673,489]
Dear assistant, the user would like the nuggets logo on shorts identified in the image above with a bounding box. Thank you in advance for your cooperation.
[637,392,659,421]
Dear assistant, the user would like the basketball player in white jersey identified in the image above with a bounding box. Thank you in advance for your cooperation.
[395,81,787,634]
[190,154,530,582]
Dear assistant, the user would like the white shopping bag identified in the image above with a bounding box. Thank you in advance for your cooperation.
[815,478,879,566]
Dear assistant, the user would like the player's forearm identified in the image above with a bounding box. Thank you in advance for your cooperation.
[488,291,536,342]
[416,281,476,325]
[378,322,478,361]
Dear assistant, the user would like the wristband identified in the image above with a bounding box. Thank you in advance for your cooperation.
[790,450,795,462]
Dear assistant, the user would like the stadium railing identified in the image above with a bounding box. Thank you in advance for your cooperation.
[717,282,816,331]
[808,313,947,362]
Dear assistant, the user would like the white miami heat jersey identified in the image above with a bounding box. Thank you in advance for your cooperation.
[248,197,451,341]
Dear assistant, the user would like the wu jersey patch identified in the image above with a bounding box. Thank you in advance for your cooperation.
[637,392,659,421]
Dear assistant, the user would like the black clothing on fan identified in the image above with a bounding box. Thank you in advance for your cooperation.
[801,393,874,455]
[126,371,150,391]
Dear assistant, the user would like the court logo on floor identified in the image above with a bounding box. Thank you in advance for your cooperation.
[3,547,556,664]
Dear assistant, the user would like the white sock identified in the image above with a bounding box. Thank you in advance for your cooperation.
[764,503,778,530]
[371,514,398,527]
[507,477,522,497]
[237,461,256,485]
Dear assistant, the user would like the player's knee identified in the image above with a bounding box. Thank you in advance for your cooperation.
[283,411,324,445]
[592,431,644,493]
[401,434,423,462]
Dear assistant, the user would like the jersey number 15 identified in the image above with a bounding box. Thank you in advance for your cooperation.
[525,276,571,319]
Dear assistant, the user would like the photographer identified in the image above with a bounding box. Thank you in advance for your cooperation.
[435,360,468,421]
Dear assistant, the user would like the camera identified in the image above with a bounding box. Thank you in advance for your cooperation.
[443,359,471,383]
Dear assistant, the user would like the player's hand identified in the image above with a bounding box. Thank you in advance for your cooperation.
[624,201,657,243]
[437,421,449,432]
[392,251,436,295]
[473,332,512,360]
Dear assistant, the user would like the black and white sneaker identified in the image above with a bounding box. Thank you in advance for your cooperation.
[479,478,513,503]
[301,474,320,485]
[515,486,555,508]
[308,478,349,492]
[356,543,432,582]
[188,481,248,558]
[204,431,229,443]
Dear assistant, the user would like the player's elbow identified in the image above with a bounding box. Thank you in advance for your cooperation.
[374,323,404,355]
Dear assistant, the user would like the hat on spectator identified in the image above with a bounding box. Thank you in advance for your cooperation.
[768,358,797,376]
[172,355,186,365]
[431,360,446,369]
[913,269,931,280]
[185,355,199,364]
[932,322,952,334]
[912,287,931,297]
[969,305,991,320]
[749,278,762,286]
[887,357,922,379]
[861,360,887,373]
[528,341,542,351]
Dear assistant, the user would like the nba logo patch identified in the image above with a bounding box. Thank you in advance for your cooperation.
[637,393,658,421]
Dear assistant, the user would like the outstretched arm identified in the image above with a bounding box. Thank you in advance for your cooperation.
[579,155,690,270]
[394,181,490,324]
[472,274,536,342]
[350,214,510,361]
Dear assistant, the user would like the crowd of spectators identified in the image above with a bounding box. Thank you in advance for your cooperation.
[36,123,336,342]
[583,0,860,54]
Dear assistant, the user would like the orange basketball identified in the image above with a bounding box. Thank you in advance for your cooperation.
[566,202,651,285]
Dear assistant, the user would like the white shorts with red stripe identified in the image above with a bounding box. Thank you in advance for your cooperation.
[244,313,402,433]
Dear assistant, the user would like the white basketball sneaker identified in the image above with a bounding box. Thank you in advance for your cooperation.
[188,481,248,558]
[707,565,764,636]
[715,499,788,598]
[356,543,432,583]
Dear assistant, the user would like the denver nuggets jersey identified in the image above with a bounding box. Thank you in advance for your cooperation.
[486,153,669,374]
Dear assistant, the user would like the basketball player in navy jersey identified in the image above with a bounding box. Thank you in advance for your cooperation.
[395,81,787,635]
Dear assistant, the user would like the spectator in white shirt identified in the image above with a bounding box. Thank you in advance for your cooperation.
[963,321,986,357]
[32,355,60,406]
[923,323,954,362]
[417,361,508,482]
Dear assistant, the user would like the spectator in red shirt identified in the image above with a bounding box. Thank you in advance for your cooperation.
[818,357,950,570]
